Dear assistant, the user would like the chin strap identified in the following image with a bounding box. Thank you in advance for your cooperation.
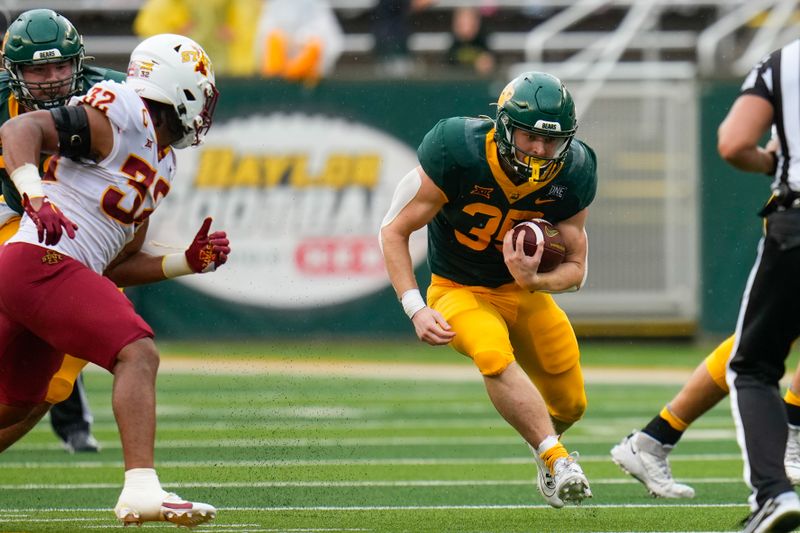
[528,163,541,184]
[527,160,565,184]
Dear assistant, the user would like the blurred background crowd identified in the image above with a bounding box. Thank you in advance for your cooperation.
[2,0,787,84]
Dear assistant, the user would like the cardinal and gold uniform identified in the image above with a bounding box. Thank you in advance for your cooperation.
[418,116,597,425]
[0,65,125,404]
[0,79,173,406]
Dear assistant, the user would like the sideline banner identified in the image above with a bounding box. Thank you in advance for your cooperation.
[148,113,424,309]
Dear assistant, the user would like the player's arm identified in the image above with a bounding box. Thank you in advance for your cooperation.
[104,217,231,287]
[379,166,455,346]
[502,208,588,293]
[717,94,776,174]
[0,104,113,245]
[103,219,154,285]
[1,104,113,174]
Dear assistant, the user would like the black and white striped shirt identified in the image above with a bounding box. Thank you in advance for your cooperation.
[741,39,800,194]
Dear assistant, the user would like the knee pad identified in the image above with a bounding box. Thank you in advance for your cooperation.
[45,375,76,404]
[45,355,87,404]
[705,335,735,392]
[473,350,515,376]
[549,389,587,425]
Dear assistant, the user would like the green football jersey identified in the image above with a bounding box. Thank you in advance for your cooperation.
[0,65,126,214]
[418,116,597,288]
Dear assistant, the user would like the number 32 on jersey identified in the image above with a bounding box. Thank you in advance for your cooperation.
[102,154,170,225]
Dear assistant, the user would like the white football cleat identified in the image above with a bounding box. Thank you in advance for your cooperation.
[742,491,800,533]
[552,453,592,504]
[533,449,564,508]
[785,426,800,485]
[115,490,216,528]
[611,431,695,498]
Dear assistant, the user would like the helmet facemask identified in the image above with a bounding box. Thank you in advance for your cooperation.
[173,80,219,149]
[6,56,84,110]
[497,111,573,183]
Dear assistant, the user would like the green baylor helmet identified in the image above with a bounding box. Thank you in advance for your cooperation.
[494,71,577,182]
[1,9,85,109]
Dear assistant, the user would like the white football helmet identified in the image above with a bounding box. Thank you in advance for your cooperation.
[126,34,218,149]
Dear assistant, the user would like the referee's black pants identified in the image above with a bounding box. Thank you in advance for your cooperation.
[729,209,800,508]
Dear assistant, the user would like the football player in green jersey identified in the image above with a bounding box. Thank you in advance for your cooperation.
[380,71,596,508]
[0,9,125,453]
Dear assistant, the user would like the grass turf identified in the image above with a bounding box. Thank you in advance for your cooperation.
[0,341,779,532]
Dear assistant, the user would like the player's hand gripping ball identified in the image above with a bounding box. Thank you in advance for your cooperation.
[511,218,566,273]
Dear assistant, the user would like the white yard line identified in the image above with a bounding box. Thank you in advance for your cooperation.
[0,503,749,512]
[0,453,743,469]
[6,430,739,451]
[0,477,743,490]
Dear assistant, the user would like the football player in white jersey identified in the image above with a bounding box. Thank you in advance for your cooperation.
[0,34,226,527]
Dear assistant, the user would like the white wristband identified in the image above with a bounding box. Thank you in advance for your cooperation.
[10,163,44,199]
[400,288,426,320]
[161,253,193,278]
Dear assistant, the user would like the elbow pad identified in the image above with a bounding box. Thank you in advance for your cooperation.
[50,105,91,161]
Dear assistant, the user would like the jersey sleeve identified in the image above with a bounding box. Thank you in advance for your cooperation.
[82,65,127,86]
[101,69,126,83]
[74,80,144,135]
[739,50,776,104]
[417,118,464,201]
[570,140,598,211]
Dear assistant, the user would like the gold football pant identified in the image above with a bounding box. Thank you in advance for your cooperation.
[704,335,735,392]
[705,335,800,400]
[0,215,89,404]
[427,274,586,425]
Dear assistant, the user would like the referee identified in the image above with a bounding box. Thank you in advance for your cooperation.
[719,39,800,532]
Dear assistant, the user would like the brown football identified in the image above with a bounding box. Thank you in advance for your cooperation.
[510,219,566,273]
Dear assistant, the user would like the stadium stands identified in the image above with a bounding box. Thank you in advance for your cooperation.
[4,0,796,79]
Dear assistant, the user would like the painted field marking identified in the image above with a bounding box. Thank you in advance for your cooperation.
[4,430,740,452]
[0,453,744,469]
[0,502,750,512]
[0,477,743,490]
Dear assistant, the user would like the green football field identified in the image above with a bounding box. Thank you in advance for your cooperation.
[0,340,794,532]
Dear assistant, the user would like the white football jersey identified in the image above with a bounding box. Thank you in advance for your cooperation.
[9,80,176,274]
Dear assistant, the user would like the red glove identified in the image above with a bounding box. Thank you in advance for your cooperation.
[23,193,78,246]
[185,217,230,273]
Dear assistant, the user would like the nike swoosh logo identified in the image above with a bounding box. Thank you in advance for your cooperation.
[535,198,556,205]
[162,502,194,510]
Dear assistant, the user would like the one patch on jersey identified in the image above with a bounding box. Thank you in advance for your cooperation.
[470,185,494,199]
